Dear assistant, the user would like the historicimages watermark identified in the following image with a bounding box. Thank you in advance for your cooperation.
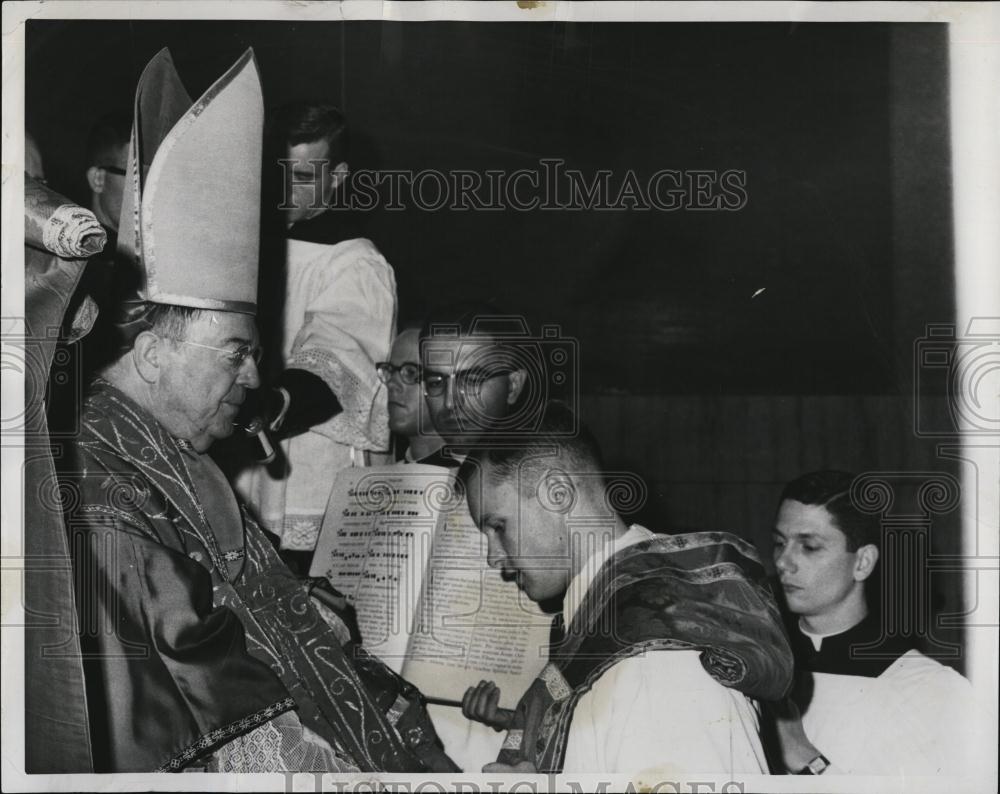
[279,158,748,213]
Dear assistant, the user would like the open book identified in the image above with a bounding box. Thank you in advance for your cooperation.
[310,463,551,708]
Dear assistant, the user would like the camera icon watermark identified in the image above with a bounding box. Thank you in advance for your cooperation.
[914,319,1000,438]
[1,315,86,440]
[419,315,579,442]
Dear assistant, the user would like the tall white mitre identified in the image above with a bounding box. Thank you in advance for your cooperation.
[118,47,263,315]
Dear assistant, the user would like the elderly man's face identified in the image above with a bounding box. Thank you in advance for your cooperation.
[156,311,261,452]
[284,138,336,225]
[466,466,572,604]
[420,336,521,445]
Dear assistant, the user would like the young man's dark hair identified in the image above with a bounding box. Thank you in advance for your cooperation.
[268,101,349,164]
[85,110,132,169]
[263,101,354,236]
[768,468,978,776]
[779,470,880,552]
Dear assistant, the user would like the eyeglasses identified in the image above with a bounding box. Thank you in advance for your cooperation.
[98,165,127,176]
[376,361,422,385]
[173,339,263,370]
[422,367,510,399]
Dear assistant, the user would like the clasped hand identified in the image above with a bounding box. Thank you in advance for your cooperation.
[461,680,515,732]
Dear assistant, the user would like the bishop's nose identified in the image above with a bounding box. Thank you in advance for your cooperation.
[237,356,261,389]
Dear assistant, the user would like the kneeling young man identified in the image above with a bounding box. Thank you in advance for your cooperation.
[458,404,793,774]
[770,470,982,776]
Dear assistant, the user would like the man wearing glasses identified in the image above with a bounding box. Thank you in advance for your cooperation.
[60,49,454,774]
[376,325,448,465]
[418,302,534,460]
[84,110,131,234]
[73,111,135,379]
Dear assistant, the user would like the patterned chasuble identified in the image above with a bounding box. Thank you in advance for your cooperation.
[66,381,450,772]
[496,532,794,772]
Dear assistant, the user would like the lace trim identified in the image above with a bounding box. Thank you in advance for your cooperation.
[208,710,360,773]
[42,203,106,258]
[289,347,390,451]
[501,729,523,751]
[155,697,295,772]
[540,662,572,702]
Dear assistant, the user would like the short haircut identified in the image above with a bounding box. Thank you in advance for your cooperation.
[113,301,206,352]
[268,102,348,164]
[457,401,604,498]
[146,303,206,340]
[419,300,540,375]
[780,470,880,551]
[86,111,132,168]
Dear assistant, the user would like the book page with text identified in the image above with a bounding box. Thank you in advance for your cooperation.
[311,465,450,672]
[402,506,552,708]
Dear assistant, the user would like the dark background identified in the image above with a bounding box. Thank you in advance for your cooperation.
[27,21,951,394]
[26,20,966,666]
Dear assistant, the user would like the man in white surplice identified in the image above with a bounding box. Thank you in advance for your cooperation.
[768,470,985,777]
[233,102,395,568]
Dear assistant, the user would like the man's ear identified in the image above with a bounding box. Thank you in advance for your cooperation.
[537,468,577,515]
[506,368,528,405]
[132,331,164,384]
[86,166,105,194]
[854,544,879,582]
[331,160,349,191]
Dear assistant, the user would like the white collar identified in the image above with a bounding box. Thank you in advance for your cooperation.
[799,615,867,651]
[799,623,830,651]
[562,524,654,626]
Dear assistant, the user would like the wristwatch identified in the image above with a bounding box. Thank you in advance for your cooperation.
[796,753,831,775]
